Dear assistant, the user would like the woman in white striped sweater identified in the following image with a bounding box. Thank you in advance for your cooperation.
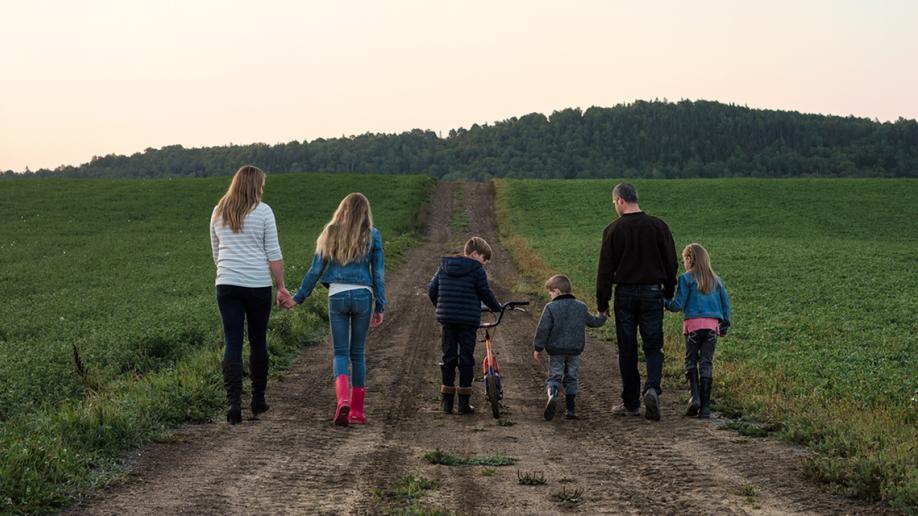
[210,165,291,424]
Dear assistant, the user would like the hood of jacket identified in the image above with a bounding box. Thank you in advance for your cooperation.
[441,255,481,277]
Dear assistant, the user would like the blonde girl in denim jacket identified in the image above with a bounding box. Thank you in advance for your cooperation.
[665,243,732,419]
[288,193,387,426]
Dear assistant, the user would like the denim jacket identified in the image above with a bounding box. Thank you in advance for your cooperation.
[293,228,387,312]
[665,272,732,334]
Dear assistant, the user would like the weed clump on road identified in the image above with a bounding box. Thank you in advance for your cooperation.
[517,470,547,486]
[551,486,585,506]
[424,449,515,467]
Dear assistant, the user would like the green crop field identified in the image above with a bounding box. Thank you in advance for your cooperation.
[0,173,433,513]
[495,178,918,511]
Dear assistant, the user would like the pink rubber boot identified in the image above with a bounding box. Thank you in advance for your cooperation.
[333,375,350,426]
[349,387,366,425]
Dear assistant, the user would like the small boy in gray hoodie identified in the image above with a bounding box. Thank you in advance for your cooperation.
[533,275,606,420]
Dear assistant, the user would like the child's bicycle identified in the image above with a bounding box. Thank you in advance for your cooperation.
[480,301,529,419]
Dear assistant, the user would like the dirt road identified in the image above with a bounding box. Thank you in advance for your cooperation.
[72,182,890,515]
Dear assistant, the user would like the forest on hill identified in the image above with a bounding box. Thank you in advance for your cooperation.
[6,100,917,179]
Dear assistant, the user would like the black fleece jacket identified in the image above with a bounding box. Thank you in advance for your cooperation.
[596,211,678,313]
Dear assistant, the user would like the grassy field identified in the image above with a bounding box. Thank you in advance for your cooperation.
[0,173,433,513]
[494,178,918,512]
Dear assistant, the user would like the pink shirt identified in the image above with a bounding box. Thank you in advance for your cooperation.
[684,317,720,335]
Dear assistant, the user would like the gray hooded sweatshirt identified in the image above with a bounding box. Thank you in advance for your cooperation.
[533,294,606,356]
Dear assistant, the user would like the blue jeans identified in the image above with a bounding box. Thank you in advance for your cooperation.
[329,288,373,387]
[216,285,272,364]
[614,284,665,410]
[547,354,581,396]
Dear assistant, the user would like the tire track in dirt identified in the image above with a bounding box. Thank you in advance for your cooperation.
[71,181,894,515]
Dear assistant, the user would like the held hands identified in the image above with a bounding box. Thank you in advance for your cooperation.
[275,288,296,310]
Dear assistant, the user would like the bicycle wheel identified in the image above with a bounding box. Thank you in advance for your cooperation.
[486,374,500,419]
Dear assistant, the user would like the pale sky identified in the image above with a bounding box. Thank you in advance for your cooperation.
[2,0,917,171]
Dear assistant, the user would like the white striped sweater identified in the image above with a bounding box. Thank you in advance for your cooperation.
[210,202,283,287]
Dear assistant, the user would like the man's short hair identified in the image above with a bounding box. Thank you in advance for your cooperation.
[464,236,492,261]
[544,274,572,294]
[612,183,638,203]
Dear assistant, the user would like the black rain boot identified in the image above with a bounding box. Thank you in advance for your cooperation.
[457,387,475,415]
[440,385,456,414]
[222,360,243,424]
[686,371,700,417]
[544,386,558,421]
[565,394,577,419]
[250,355,270,417]
[699,377,713,419]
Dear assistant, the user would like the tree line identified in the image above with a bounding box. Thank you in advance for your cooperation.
[6,100,917,179]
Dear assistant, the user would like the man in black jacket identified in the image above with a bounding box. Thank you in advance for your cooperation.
[596,183,678,421]
[428,237,503,415]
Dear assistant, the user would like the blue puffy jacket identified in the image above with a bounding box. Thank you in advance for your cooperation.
[665,271,732,335]
[292,228,387,313]
[427,256,501,326]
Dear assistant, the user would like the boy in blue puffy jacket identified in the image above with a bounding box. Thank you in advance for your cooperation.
[428,237,503,415]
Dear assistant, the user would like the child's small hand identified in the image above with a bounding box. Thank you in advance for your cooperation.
[533,350,541,364]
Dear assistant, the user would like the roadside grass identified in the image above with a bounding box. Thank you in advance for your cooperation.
[494,178,918,511]
[722,418,783,438]
[0,173,433,513]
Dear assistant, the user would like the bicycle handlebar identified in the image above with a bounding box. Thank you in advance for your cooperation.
[479,300,529,329]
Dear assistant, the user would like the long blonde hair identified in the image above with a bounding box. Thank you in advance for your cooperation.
[315,193,374,264]
[212,165,266,233]
[683,243,718,294]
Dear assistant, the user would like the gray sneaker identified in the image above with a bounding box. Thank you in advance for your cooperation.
[611,403,641,416]
[643,390,660,421]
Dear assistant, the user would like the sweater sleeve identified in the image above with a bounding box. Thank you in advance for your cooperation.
[532,305,554,352]
[596,225,616,313]
[210,222,219,266]
[658,220,678,299]
[262,206,283,262]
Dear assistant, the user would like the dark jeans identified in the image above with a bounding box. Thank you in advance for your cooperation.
[216,285,272,364]
[328,288,373,387]
[685,329,717,379]
[614,284,665,410]
[441,323,478,388]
